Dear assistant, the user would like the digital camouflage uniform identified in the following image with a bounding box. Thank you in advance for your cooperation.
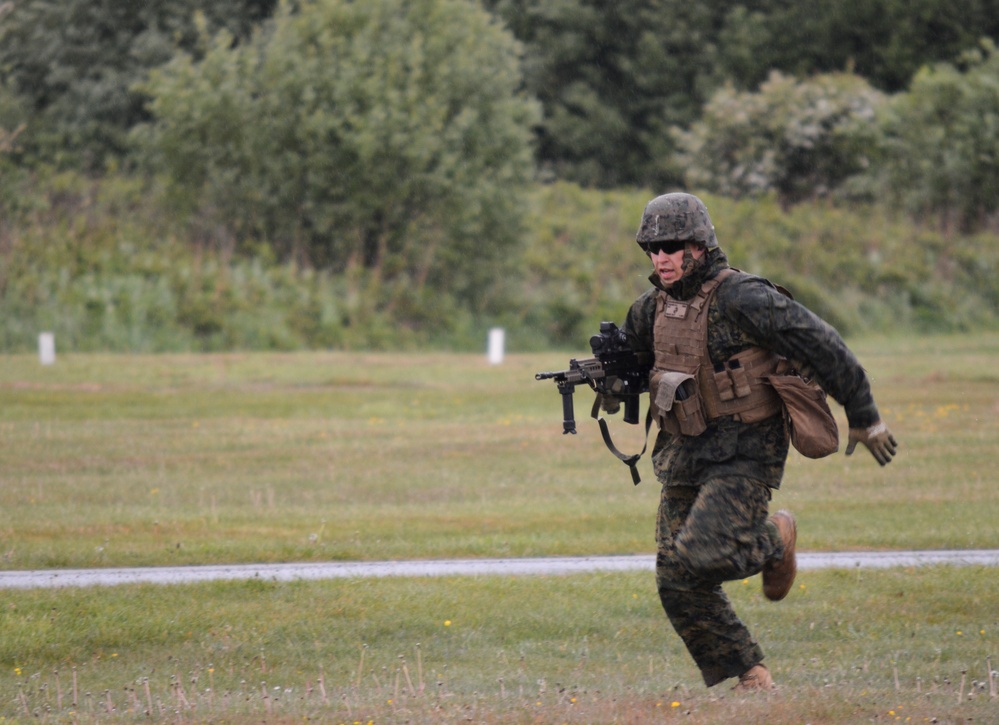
[622,246,882,687]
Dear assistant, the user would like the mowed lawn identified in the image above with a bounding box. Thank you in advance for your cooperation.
[1,333,998,722]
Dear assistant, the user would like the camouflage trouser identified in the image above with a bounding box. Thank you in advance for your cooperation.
[655,476,784,687]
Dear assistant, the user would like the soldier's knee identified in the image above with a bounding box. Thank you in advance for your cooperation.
[675,540,729,581]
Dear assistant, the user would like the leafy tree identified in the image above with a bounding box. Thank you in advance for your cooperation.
[0,0,277,170]
[715,0,999,93]
[136,0,539,320]
[876,40,999,232]
[484,0,728,188]
[674,72,886,207]
[485,0,999,190]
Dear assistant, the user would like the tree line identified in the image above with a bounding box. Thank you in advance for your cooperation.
[485,0,999,190]
[6,0,999,190]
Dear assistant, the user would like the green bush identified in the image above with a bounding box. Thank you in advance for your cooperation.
[875,40,999,232]
[134,0,539,325]
[2,173,999,353]
[673,72,886,207]
[510,184,999,344]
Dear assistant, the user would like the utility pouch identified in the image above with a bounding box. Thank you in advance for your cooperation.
[651,370,707,437]
[767,373,839,458]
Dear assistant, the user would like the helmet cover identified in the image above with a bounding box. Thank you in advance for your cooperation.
[636,193,718,249]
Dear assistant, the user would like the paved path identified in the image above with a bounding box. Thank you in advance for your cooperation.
[2,550,998,589]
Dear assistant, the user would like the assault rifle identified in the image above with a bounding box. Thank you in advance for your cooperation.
[535,322,652,483]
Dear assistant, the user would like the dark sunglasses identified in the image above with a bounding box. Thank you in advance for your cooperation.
[642,240,687,256]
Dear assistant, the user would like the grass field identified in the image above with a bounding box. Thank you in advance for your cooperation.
[1,333,998,722]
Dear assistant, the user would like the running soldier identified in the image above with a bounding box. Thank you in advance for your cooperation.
[620,193,898,690]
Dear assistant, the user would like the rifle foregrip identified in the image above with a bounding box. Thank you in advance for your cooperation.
[561,388,577,434]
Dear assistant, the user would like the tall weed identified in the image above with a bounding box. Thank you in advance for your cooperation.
[3,172,999,352]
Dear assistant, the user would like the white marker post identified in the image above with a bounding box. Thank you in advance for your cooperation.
[487,327,505,365]
[39,332,56,365]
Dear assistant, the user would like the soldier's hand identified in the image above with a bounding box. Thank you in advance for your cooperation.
[845,419,898,466]
[599,394,621,415]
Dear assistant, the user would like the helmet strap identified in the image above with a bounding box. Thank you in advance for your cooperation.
[680,245,701,276]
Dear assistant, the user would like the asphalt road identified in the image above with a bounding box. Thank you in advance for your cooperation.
[2,549,998,589]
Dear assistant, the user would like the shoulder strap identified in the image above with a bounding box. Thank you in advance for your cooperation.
[591,394,653,485]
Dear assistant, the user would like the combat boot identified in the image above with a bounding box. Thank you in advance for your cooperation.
[762,510,797,601]
[732,664,775,692]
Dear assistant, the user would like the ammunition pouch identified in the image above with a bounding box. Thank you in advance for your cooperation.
[650,370,706,436]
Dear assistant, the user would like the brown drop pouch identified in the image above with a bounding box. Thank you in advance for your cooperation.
[651,370,707,437]
[767,373,839,458]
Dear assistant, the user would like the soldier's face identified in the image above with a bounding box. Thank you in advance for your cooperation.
[648,242,704,286]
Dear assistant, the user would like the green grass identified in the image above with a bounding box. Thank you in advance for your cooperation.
[2,335,998,568]
[1,567,996,723]
[1,335,998,721]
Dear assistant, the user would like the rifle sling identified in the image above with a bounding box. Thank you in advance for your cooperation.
[591,394,653,485]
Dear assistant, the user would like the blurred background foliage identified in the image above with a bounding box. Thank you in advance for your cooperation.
[2,0,999,352]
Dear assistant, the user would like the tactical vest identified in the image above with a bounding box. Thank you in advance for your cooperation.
[650,269,783,436]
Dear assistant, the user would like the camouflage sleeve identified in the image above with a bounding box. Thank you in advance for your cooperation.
[621,287,658,358]
[717,275,881,429]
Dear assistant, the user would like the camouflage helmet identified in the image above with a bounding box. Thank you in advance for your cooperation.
[635,193,718,249]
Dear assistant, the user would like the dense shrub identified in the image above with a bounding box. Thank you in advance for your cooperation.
[510,184,999,347]
[875,40,999,233]
[673,73,886,207]
[134,0,539,328]
[3,175,998,353]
